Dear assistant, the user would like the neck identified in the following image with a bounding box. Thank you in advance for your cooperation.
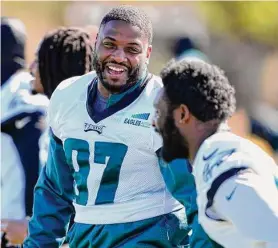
[97,80,139,99]
[188,121,221,164]
[97,81,110,99]
[188,132,210,164]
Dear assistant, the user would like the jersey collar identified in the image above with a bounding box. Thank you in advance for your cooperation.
[86,72,152,123]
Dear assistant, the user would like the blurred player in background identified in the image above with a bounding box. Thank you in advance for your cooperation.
[31,27,94,99]
[31,27,95,167]
[1,17,48,247]
[1,26,94,246]
[153,58,278,248]
[173,36,209,62]
[24,6,191,248]
[251,52,278,161]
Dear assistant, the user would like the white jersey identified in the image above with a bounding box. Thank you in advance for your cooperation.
[1,71,48,122]
[49,71,183,224]
[193,130,278,248]
[1,71,48,218]
[1,132,25,219]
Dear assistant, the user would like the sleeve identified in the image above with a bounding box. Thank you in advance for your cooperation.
[214,170,278,242]
[1,110,45,216]
[23,129,74,248]
[156,154,223,248]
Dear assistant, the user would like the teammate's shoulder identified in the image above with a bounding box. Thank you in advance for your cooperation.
[204,129,272,158]
[147,74,163,89]
[196,130,259,171]
[50,71,96,103]
[202,130,243,152]
[150,74,163,86]
[143,74,163,98]
[55,71,96,94]
[194,127,276,185]
[48,71,96,119]
[193,133,241,187]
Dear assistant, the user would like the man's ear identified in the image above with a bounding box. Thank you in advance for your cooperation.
[94,33,99,49]
[146,45,152,63]
[174,104,190,126]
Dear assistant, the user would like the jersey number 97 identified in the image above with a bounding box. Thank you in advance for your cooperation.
[64,138,128,205]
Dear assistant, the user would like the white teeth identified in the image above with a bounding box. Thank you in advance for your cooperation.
[108,66,124,72]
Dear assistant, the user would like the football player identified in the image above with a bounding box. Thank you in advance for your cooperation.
[2,27,94,246]
[1,16,48,222]
[153,58,278,248]
[24,6,188,248]
[1,17,48,247]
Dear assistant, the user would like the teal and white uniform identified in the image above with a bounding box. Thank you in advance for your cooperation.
[193,131,278,248]
[24,72,189,248]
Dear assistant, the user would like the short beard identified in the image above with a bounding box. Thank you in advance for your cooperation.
[161,114,189,163]
[93,51,146,93]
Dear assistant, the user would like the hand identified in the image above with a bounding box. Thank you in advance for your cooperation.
[1,219,28,245]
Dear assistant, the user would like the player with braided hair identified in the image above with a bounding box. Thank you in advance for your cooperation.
[32,27,94,98]
[30,27,95,167]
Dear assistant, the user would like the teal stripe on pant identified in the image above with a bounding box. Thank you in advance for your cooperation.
[66,209,189,248]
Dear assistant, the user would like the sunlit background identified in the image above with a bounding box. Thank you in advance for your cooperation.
[2,1,278,160]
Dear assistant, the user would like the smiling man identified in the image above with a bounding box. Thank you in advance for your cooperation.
[23,6,190,248]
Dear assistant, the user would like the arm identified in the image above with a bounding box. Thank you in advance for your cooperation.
[214,170,278,242]
[182,173,223,248]
[156,154,223,248]
[23,129,74,248]
[170,161,223,248]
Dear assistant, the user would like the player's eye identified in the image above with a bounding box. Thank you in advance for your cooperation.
[103,42,115,49]
[127,47,140,54]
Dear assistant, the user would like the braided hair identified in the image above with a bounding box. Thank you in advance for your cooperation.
[38,27,94,98]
